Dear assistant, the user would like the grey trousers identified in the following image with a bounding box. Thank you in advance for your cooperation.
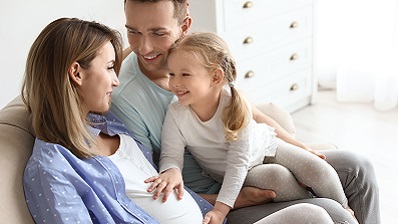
[226,150,380,224]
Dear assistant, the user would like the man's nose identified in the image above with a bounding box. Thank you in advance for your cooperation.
[138,36,153,55]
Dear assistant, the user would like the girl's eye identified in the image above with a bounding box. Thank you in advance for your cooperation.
[168,73,175,77]
[108,66,115,71]
[182,73,190,76]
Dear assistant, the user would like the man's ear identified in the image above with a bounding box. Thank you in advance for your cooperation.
[211,68,224,85]
[68,62,82,86]
[181,16,192,35]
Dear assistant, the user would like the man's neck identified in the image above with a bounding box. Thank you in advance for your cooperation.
[138,60,171,91]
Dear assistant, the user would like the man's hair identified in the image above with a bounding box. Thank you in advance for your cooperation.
[124,0,188,23]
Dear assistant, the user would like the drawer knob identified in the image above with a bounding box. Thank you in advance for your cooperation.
[290,83,299,91]
[290,21,299,29]
[290,53,299,61]
[243,37,253,44]
[244,71,255,79]
[243,1,254,8]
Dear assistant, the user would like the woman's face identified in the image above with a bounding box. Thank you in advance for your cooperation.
[77,41,120,114]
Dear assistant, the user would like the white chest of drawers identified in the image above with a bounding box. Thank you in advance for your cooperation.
[189,0,316,112]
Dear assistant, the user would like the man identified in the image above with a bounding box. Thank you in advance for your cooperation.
[111,0,380,223]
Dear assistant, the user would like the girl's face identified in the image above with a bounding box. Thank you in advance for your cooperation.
[167,49,222,108]
[74,41,120,115]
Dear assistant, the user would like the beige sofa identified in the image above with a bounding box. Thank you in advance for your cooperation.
[0,95,334,223]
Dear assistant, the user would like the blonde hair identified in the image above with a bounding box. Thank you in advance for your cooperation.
[21,18,123,158]
[170,32,250,141]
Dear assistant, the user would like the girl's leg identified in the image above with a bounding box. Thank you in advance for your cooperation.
[244,163,312,202]
[253,203,334,224]
[266,140,348,207]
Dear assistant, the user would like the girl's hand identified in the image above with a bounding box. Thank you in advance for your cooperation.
[202,210,225,224]
[144,168,184,202]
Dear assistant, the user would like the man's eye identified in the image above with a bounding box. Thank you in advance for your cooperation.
[128,29,140,35]
[154,32,165,36]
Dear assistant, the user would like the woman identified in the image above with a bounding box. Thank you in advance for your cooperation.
[21,17,334,224]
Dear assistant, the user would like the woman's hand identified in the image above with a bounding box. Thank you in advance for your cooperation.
[144,168,184,202]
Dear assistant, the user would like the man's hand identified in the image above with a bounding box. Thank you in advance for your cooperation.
[144,168,184,202]
[233,186,277,209]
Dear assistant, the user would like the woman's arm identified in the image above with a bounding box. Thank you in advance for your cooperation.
[24,168,93,223]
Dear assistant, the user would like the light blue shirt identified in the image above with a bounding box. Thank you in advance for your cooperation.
[111,52,175,160]
[23,111,213,224]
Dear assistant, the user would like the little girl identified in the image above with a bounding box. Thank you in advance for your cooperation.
[147,32,355,224]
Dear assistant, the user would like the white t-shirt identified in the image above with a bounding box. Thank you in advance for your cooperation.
[160,89,278,207]
[109,134,202,224]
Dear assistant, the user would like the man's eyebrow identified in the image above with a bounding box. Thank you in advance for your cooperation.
[125,25,168,32]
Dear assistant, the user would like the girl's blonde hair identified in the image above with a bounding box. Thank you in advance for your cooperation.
[21,18,123,158]
[170,32,250,141]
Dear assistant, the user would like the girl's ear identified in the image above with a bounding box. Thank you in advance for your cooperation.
[212,68,224,85]
[68,62,83,86]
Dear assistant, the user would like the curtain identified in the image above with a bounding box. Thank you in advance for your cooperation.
[316,0,398,110]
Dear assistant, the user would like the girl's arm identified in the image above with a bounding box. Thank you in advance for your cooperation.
[147,108,186,202]
[203,201,231,224]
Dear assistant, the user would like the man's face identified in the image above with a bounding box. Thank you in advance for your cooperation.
[124,1,187,75]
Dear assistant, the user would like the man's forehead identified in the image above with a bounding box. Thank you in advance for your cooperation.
[125,0,179,29]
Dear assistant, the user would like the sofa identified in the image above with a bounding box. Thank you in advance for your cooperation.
[0,95,334,223]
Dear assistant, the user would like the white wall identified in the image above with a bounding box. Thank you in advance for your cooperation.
[0,0,127,109]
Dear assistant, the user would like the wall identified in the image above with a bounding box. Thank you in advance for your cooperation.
[316,0,398,89]
[0,0,127,109]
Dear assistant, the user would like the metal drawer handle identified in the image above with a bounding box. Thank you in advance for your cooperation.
[244,71,255,79]
[290,21,299,29]
[243,1,254,8]
[290,83,299,91]
[243,37,253,44]
[290,53,298,61]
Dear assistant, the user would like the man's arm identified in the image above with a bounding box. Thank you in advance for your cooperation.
[122,47,133,60]
[252,104,326,159]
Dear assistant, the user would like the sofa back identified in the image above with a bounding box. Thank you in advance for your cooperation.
[0,96,35,223]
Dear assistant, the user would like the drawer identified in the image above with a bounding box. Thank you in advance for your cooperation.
[222,6,313,62]
[235,38,313,91]
[223,0,313,31]
[239,68,313,107]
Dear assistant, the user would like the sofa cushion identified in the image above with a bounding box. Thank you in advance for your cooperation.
[0,96,35,223]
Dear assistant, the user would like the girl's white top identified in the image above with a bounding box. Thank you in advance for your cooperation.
[160,89,278,207]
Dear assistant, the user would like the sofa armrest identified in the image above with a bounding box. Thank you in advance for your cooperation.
[255,103,337,151]
[0,96,35,223]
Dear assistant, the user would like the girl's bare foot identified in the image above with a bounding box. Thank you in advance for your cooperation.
[233,186,276,209]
